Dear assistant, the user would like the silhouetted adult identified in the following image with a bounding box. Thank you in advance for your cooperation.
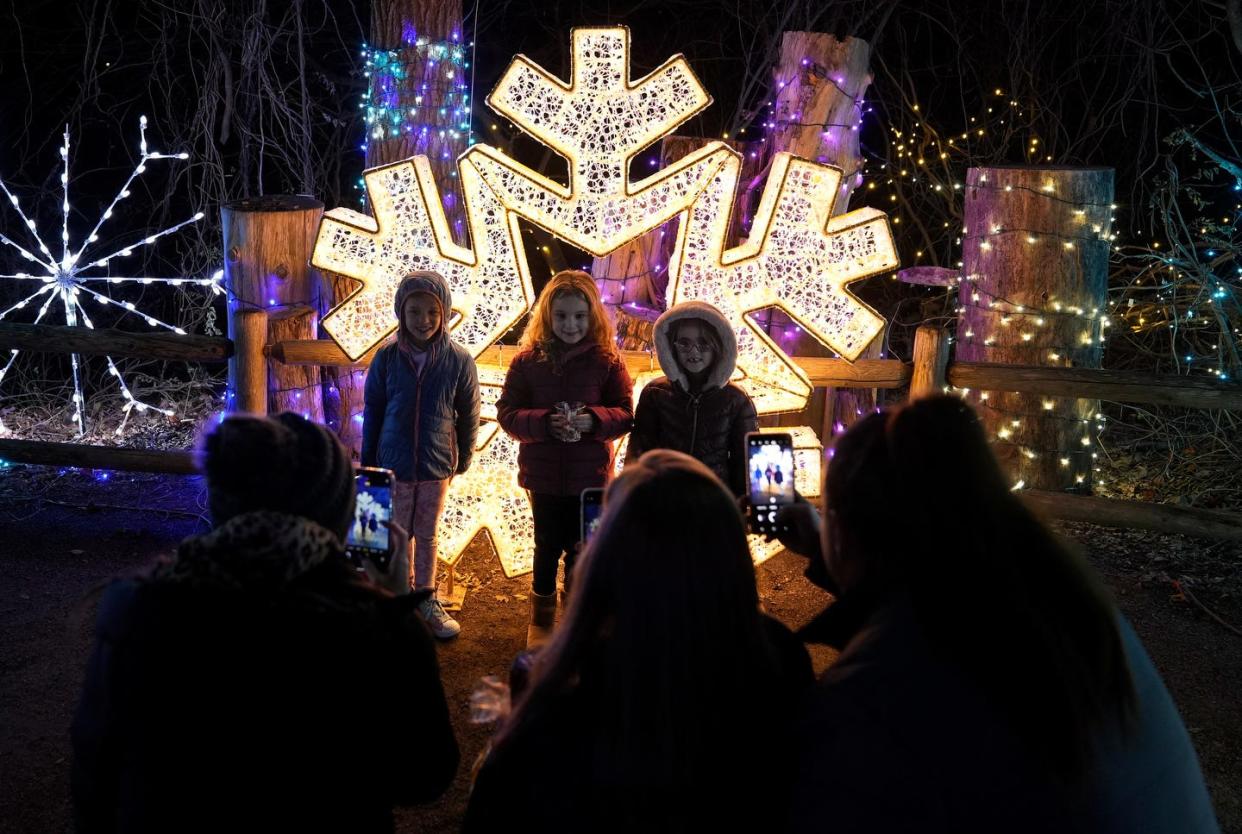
[776,396,1219,834]
[72,413,458,834]
[464,449,812,831]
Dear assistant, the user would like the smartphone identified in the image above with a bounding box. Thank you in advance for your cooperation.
[745,432,795,535]
[580,487,605,544]
[346,466,396,570]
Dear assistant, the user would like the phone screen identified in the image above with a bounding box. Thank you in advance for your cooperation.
[347,467,394,567]
[746,433,794,534]
[748,434,795,506]
[581,488,604,544]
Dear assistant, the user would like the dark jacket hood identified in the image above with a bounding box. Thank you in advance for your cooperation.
[653,301,738,391]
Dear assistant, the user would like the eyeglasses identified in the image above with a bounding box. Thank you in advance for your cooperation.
[672,339,713,355]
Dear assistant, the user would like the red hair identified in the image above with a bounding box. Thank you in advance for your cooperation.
[519,270,617,359]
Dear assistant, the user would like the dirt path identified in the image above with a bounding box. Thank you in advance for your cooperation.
[0,468,1238,832]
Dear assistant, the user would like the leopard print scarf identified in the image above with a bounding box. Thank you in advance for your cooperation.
[157,510,344,592]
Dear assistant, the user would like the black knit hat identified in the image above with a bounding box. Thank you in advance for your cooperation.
[200,413,356,540]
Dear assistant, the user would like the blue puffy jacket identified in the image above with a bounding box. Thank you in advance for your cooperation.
[361,272,481,482]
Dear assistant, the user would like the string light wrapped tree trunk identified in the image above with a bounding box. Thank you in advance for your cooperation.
[321,0,468,452]
[956,165,1114,491]
[751,33,877,438]
[221,195,325,422]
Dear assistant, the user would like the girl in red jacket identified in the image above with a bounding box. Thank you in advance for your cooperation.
[497,270,633,638]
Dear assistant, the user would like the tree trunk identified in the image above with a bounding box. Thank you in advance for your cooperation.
[754,33,876,437]
[365,0,467,243]
[957,166,1113,491]
[221,195,325,418]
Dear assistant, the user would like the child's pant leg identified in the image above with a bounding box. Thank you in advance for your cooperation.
[410,479,449,591]
[391,481,418,588]
[529,492,581,596]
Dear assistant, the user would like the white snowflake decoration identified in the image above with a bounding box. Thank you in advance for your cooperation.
[0,118,221,436]
[315,26,899,574]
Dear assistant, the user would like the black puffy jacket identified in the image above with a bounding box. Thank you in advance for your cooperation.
[625,301,758,495]
[628,378,757,494]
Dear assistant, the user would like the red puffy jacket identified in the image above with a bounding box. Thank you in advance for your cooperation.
[496,342,634,496]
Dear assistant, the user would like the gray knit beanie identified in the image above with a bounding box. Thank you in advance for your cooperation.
[201,413,356,540]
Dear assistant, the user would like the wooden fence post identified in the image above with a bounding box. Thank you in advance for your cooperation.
[910,326,950,399]
[231,309,269,414]
[221,195,325,422]
[956,166,1113,491]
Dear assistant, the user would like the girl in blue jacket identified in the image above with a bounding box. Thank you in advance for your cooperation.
[363,270,480,638]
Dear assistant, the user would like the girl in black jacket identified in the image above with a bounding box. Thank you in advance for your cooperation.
[625,301,758,495]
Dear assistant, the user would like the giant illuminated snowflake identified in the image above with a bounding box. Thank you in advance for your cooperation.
[0,118,220,436]
[315,26,899,574]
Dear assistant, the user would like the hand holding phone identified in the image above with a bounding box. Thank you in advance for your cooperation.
[744,432,796,536]
[362,520,412,596]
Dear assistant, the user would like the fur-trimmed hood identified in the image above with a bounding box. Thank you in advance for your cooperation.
[653,301,738,391]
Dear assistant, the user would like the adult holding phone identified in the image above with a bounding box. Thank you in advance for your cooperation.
[72,414,458,834]
[774,397,1218,834]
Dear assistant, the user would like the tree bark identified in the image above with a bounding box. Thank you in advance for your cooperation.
[957,166,1113,491]
[268,306,324,423]
[366,0,467,243]
[754,33,877,437]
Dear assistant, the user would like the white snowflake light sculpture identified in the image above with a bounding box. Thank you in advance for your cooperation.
[0,118,220,436]
[315,26,899,574]
[668,150,898,413]
[312,155,534,361]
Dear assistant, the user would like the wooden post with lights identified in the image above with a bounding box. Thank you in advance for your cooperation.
[956,166,1113,491]
[910,325,950,398]
[222,195,326,422]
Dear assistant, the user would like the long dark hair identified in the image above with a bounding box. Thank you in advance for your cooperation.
[826,396,1136,783]
[493,450,776,789]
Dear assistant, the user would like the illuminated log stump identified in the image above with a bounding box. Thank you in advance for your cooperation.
[268,306,324,422]
[957,166,1113,491]
[221,195,325,422]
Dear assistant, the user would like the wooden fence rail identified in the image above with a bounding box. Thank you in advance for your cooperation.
[0,322,233,363]
[266,339,916,389]
[0,440,196,474]
[947,362,1242,411]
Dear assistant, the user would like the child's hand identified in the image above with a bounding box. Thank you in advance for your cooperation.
[549,411,580,442]
[364,520,412,596]
[570,411,595,432]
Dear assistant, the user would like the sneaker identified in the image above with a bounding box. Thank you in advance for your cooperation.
[417,596,461,639]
